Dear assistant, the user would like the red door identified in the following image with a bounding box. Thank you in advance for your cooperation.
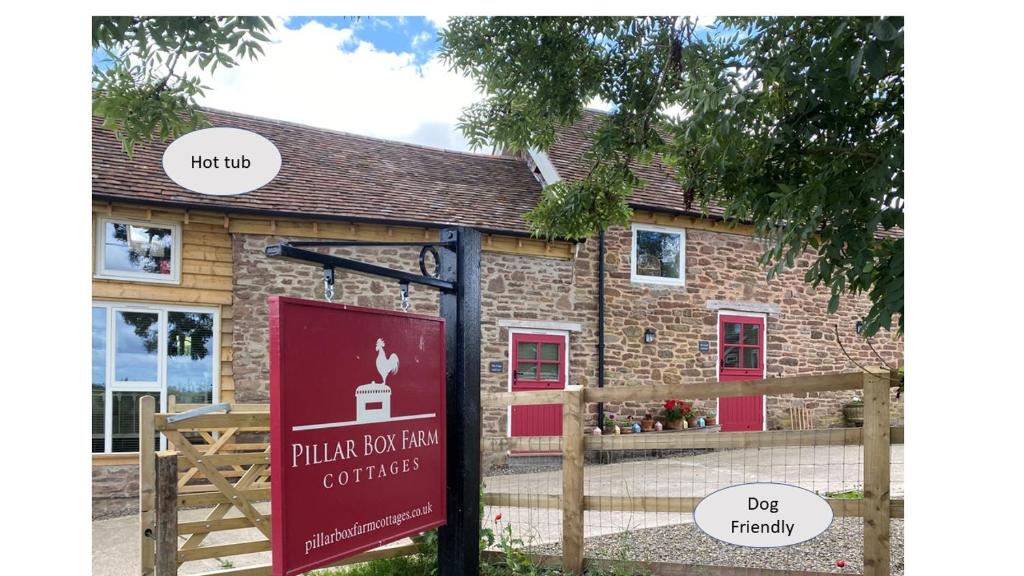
[510,333,565,441]
[718,315,765,432]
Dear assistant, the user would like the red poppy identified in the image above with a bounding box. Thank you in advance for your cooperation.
[494,513,502,522]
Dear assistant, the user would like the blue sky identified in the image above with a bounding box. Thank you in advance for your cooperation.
[285,16,441,66]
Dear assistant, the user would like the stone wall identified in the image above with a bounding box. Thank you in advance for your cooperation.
[93,464,138,519]
[590,226,903,429]
[232,235,439,403]
[229,225,903,471]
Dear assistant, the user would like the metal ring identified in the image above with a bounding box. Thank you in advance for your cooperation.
[419,245,440,278]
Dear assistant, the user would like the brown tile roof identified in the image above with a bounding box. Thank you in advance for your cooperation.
[545,109,902,239]
[93,107,901,240]
[92,108,545,234]
[544,109,729,219]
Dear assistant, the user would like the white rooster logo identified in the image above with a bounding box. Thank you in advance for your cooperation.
[375,338,400,385]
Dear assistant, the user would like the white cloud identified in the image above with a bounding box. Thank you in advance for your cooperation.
[190,18,478,152]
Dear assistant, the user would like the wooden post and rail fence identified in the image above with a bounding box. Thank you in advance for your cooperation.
[138,369,901,576]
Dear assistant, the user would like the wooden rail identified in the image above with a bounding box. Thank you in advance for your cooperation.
[482,371,892,407]
[483,492,905,519]
[484,426,904,452]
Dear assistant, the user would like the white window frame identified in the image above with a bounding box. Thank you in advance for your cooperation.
[93,301,220,454]
[630,223,686,286]
[95,216,182,284]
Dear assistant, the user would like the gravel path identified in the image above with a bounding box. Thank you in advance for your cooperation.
[529,518,904,575]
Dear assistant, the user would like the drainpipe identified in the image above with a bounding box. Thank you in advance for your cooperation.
[596,230,606,429]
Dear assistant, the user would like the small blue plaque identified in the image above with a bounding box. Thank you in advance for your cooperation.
[489,361,504,373]
[698,340,710,353]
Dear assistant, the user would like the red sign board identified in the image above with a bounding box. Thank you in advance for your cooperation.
[269,297,447,576]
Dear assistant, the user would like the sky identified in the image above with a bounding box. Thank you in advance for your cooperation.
[95,17,498,153]
[91,16,725,154]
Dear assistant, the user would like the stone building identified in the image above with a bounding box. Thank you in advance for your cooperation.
[91,108,902,516]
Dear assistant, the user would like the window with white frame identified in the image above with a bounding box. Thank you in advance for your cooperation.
[92,302,217,453]
[630,224,686,285]
[95,217,181,283]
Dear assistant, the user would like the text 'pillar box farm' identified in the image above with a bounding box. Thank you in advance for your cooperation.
[269,297,446,576]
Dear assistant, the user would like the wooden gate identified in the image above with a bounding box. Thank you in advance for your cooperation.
[138,396,419,576]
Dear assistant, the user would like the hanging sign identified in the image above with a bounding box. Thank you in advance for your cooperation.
[270,297,447,576]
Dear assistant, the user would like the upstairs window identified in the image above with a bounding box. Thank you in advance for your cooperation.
[95,217,181,283]
[631,224,685,286]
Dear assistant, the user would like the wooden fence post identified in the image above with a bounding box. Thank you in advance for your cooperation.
[561,387,584,574]
[139,395,156,576]
[863,371,892,576]
[154,450,179,576]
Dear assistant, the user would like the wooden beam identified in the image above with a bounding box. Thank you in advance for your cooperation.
[561,388,584,574]
[862,371,893,576]
[139,395,156,576]
[483,491,904,519]
[483,390,567,407]
[483,372,882,408]
[155,412,269,430]
[585,372,868,403]
[154,450,178,576]
[483,492,560,509]
[177,540,272,562]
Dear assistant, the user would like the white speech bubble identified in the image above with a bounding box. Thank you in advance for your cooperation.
[162,127,281,195]
[694,482,834,547]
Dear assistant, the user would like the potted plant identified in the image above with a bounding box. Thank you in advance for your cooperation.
[661,400,691,430]
[603,413,618,435]
[640,413,655,432]
[619,415,635,434]
[705,411,717,426]
[686,410,700,429]
[843,398,865,427]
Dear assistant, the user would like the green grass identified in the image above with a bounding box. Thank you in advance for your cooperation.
[825,489,864,499]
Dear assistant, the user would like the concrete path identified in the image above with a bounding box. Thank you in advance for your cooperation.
[93,445,902,575]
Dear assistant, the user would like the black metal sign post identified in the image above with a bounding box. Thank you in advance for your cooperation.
[437,227,481,576]
[265,226,481,576]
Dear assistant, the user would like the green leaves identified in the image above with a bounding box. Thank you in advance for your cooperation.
[92,16,275,156]
[442,16,903,336]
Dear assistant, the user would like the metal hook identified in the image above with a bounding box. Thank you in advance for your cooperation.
[399,281,410,312]
[323,266,335,303]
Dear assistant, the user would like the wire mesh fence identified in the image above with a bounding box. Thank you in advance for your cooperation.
[482,371,904,575]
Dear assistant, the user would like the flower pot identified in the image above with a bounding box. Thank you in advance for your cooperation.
[619,424,634,434]
[665,419,684,430]
[604,425,617,435]
[843,403,865,427]
[641,418,655,432]
[705,417,717,426]
[687,417,700,429]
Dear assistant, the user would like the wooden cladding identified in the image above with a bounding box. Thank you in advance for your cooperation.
[93,201,576,260]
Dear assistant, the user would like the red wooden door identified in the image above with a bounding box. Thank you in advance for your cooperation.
[718,315,765,432]
[510,333,565,440]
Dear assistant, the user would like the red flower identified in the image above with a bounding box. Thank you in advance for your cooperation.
[494,513,502,523]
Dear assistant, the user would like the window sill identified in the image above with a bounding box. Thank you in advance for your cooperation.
[92,453,139,466]
[94,273,181,286]
[629,276,686,287]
